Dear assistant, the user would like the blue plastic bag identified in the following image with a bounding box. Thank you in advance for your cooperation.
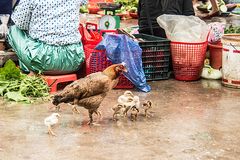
[95,34,151,92]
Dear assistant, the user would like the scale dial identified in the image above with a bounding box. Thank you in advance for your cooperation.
[99,15,117,30]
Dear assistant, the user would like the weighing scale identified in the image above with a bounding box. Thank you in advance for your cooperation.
[98,3,122,30]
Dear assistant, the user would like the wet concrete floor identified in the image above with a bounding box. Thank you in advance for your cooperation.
[0,79,240,160]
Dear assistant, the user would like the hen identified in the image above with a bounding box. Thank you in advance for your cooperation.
[52,63,127,125]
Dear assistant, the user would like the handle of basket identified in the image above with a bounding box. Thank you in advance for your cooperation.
[86,22,98,31]
[100,30,118,36]
[79,23,86,40]
[206,30,210,43]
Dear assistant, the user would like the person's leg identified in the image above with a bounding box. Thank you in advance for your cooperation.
[139,27,166,38]
[7,25,37,73]
[208,0,220,16]
[192,0,198,5]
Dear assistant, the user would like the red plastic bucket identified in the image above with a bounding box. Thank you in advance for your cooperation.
[208,42,222,70]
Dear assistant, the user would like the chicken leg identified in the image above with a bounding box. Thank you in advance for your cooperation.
[87,110,101,126]
[87,110,94,125]
[94,110,102,119]
[55,105,61,112]
[144,109,153,118]
[66,103,80,114]
[47,126,56,136]
[72,99,81,114]
[72,105,80,114]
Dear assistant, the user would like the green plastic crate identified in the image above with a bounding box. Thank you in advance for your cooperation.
[133,34,171,81]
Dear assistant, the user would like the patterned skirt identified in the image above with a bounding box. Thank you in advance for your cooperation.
[7,25,85,75]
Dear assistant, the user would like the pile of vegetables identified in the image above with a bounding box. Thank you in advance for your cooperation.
[197,0,227,13]
[114,0,138,13]
[224,25,240,34]
[80,0,139,14]
[0,60,49,103]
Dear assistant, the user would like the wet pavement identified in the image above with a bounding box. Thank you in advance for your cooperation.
[1,79,240,160]
[1,8,240,160]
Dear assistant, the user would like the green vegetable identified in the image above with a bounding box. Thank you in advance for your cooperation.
[114,0,138,12]
[129,7,137,13]
[0,60,21,80]
[80,5,88,13]
[224,25,240,34]
[0,60,49,103]
[4,91,30,103]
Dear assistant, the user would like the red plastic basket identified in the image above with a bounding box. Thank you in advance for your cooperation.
[80,23,117,75]
[170,41,208,81]
[84,44,104,75]
[89,51,134,89]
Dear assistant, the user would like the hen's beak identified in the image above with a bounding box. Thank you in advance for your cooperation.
[121,62,128,72]
[123,67,128,73]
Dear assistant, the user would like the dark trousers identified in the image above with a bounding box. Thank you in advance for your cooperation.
[0,0,12,14]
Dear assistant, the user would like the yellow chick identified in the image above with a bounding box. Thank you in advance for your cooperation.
[44,113,61,136]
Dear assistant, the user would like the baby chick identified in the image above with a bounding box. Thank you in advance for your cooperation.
[122,95,140,117]
[118,91,140,117]
[130,106,139,121]
[118,91,134,104]
[44,113,61,136]
[142,100,153,118]
[112,104,125,121]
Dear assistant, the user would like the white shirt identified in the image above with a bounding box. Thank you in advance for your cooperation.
[12,0,87,45]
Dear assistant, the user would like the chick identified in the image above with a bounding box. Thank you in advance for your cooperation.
[44,113,61,136]
[118,91,134,105]
[122,95,140,117]
[112,104,125,121]
[118,91,140,117]
[130,106,139,121]
[142,100,153,118]
[132,96,140,109]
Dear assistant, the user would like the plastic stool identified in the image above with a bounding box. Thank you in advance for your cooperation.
[43,74,77,93]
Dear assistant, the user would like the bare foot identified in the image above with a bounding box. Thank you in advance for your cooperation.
[204,11,220,19]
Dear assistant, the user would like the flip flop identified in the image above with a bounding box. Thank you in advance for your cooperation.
[226,4,237,12]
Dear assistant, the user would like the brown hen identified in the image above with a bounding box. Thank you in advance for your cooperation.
[52,63,127,125]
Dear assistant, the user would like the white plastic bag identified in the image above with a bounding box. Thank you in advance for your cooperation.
[0,14,10,40]
[157,14,209,43]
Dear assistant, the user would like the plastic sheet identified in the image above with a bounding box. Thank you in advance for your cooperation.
[7,25,85,74]
[208,22,225,44]
[157,14,209,43]
[95,34,151,92]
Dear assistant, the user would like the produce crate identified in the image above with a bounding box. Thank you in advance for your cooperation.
[89,51,134,89]
[133,34,171,81]
[0,51,18,67]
